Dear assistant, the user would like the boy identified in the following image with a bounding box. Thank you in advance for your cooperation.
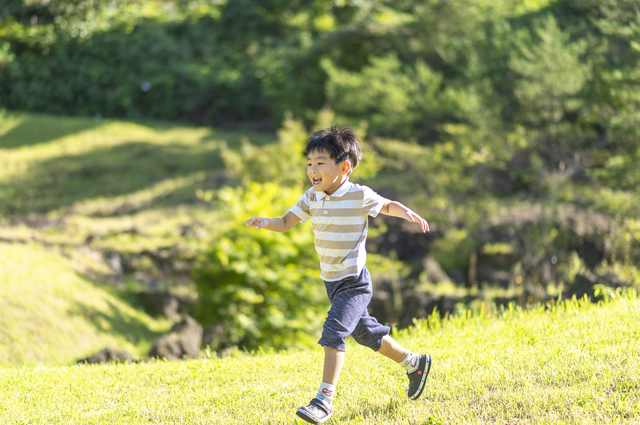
[246,126,432,424]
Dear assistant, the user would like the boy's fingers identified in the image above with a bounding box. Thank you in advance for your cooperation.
[246,217,260,228]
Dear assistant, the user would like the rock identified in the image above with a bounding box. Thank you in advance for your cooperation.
[104,251,125,274]
[447,268,466,285]
[78,347,135,364]
[564,272,631,300]
[368,289,397,326]
[476,265,512,287]
[136,290,194,321]
[149,315,203,360]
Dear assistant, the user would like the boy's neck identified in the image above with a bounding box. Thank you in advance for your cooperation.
[324,176,349,195]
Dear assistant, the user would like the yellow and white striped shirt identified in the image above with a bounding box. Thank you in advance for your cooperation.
[290,180,387,282]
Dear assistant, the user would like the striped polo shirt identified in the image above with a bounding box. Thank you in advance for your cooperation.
[289,179,387,282]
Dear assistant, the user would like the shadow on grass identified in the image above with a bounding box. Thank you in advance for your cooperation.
[0,113,107,149]
[69,292,168,351]
[1,116,278,216]
[1,140,225,215]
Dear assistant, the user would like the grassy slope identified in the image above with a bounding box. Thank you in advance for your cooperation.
[0,242,170,366]
[0,293,638,424]
[0,111,276,366]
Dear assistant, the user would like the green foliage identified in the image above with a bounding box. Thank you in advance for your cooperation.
[0,15,268,123]
[323,54,452,141]
[591,147,640,191]
[192,182,327,351]
[221,115,308,186]
[510,15,590,126]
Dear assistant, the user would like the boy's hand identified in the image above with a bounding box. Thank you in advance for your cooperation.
[404,210,430,233]
[246,217,269,229]
[381,200,430,233]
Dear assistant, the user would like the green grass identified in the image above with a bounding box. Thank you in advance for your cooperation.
[0,242,170,366]
[0,110,276,286]
[0,292,638,424]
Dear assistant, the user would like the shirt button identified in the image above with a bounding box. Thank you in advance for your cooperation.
[325,196,330,200]
[323,210,328,215]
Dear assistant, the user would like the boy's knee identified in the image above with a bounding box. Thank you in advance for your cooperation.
[351,323,390,351]
[351,330,381,351]
[318,318,348,351]
[318,336,346,352]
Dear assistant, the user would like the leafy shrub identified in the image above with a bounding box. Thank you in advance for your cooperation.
[220,115,308,187]
[192,182,327,352]
[323,54,453,142]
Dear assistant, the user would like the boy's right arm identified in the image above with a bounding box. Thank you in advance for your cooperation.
[245,212,301,233]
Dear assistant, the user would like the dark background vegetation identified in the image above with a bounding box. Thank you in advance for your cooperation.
[1,0,639,352]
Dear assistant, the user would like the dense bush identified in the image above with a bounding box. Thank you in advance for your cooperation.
[191,182,326,351]
[0,14,268,124]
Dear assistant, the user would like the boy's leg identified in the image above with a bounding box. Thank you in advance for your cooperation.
[297,271,372,424]
[377,334,408,362]
[377,335,432,400]
[323,346,345,386]
[296,345,344,424]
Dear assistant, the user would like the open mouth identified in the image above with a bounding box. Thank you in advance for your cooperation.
[312,177,322,185]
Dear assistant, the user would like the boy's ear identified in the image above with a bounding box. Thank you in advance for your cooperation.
[341,161,351,174]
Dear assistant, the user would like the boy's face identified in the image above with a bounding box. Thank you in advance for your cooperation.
[307,149,350,195]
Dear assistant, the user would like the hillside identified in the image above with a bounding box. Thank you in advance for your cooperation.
[0,242,170,366]
[0,111,271,365]
[0,292,638,424]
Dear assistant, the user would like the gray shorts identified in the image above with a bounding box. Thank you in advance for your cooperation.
[318,267,390,352]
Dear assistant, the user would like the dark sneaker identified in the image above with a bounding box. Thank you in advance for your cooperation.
[407,354,431,400]
[296,397,332,424]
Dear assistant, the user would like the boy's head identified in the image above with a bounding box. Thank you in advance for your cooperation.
[305,125,363,176]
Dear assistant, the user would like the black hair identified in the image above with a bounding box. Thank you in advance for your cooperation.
[304,125,363,170]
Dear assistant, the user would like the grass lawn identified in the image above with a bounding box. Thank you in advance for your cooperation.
[1,293,638,424]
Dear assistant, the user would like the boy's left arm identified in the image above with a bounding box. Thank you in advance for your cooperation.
[380,200,430,233]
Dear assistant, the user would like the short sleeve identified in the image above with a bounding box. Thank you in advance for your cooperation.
[289,191,312,223]
[362,186,387,217]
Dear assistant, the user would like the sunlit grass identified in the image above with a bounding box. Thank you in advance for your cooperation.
[0,292,638,424]
[0,110,275,285]
[0,242,171,366]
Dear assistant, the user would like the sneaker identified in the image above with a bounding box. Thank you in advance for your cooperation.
[296,397,332,424]
[407,354,431,400]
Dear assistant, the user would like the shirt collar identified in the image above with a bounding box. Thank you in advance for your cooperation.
[315,178,352,199]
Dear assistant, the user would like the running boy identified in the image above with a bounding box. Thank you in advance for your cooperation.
[245,126,432,424]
